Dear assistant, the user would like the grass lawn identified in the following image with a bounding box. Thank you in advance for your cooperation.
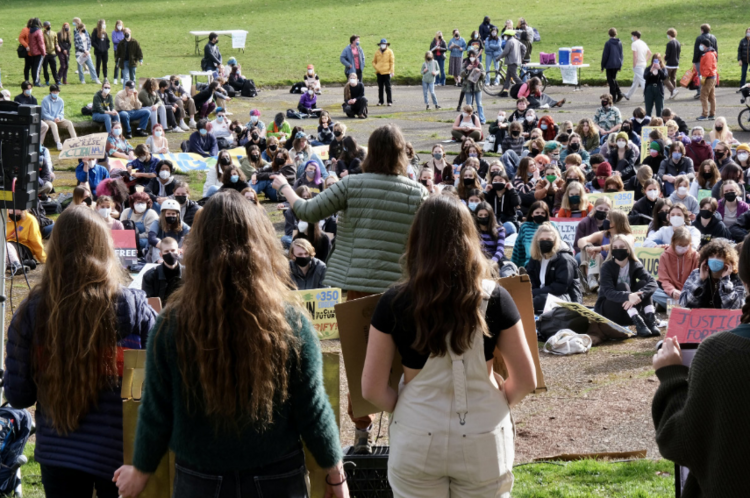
[0,0,748,124]
[17,442,674,498]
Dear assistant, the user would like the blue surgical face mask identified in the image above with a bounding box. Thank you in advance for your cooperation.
[468,201,479,211]
[24,89,31,96]
[199,129,207,136]
[672,152,682,161]
[230,175,239,183]
[112,128,122,136]
[708,258,725,273]
[51,93,59,100]
[217,116,224,123]
[540,124,548,130]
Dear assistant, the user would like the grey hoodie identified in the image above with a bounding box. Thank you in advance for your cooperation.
[499,37,526,65]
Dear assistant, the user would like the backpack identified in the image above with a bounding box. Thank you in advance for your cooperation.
[38,197,61,215]
[286,109,306,120]
[536,306,589,341]
[58,192,74,211]
[81,103,93,116]
[0,406,34,496]
[242,79,258,97]
[289,82,305,94]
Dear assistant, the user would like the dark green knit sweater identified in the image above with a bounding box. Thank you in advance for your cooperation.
[652,325,750,498]
[133,307,342,473]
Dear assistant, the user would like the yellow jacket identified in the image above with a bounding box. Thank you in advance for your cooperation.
[7,213,46,263]
[372,48,395,75]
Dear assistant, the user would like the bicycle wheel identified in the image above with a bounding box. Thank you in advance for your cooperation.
[540,74,548,92]
[483,69,507,96]
[739,107,750,132]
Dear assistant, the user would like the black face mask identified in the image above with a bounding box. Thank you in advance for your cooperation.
[333,131,342,137]
[463,178,475,187]
[492,182,506,191]
[268,145,278,151]
[539,240,554,254]
[295,256,311,267]
[165,216,178,225]
[715,151,725,160]
[594,210,607,221]
[532,214,547,224]
[611,248,629,262]
[605,188,619,193]
[477,216,490,225]
[8,214,21,222]
[701,171,713,180]
[250,154,259,160]
[275,157,286,166]
[601,219,611,231]
[529,148,539,157]
[622,127,631,134]
[175,195,187,205]
[251,133,259,140]
[601,101,609,107]
[219,157,231,166]
[716,126,724,132]
[658,211,668,223]
[566,178,577,185]
[511,130,520,137]
[420,179,429,186]
[162,252,178,266]
[569,143,580,152]
[83,197,93,206]
[699,209,713,220]
[725,192,737,203]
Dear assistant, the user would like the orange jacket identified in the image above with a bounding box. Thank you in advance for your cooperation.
[657,245,699,297]
[557,203,594,218]
[18,27,29,49]
[699,49,717,78]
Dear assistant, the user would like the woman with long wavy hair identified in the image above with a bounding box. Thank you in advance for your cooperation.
[361,194,536,497]
[4,206,156,497]
[114,191,348,498]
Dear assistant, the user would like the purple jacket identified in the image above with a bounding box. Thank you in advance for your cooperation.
[718,199,750,219]
[4,287,156,479]
[299,92,317,109]
[111,29,125,51]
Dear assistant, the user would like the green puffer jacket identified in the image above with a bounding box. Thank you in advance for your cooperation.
[292,173,428,293]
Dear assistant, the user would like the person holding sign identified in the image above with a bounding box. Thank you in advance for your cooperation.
[362,194,535,498]
[526,223,582,313]
[694,197,733,248]
[645,203,700,249]
[680,239,745,309]
[653,226,700,309]
[594,234,660,337]
[652,240,750,498]
[578,210,634,290]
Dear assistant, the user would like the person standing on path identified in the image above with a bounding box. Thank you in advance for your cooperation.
[373,38,394,106]
[271,124,428,455]
[738,28,750,90]
[644,54,668,118]
[448,29,467,85]
[429,32,448,86]
[340,34,365,82]
[664,28,681,99]
[421,52,440,110]
[697,42,718,121]
[601,28,625,103]
[497,30,525,98]
[692,24,718,100]
[624,31,652,101]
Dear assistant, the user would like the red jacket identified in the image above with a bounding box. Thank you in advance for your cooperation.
[657,245,700,297]
[686,139,714,171]
[28,27,45,57]
[699,49,717,78]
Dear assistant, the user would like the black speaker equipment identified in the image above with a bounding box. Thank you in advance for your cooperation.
[0,101,40,211]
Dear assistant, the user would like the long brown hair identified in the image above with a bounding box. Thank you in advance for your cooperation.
[24,207,124,433]
[397,195,491,356]
[361,124,408,175]
[160,191,301,428]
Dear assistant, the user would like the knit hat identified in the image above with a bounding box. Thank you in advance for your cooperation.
[227,57,237,66]
[535,154,551,165]
[650,140,662,152]
[215,107,225,114]
[616,132,629,142]
[249,109,261,117]
[543,140,560,152]
[737,143,750,154]
[596,161,613,177]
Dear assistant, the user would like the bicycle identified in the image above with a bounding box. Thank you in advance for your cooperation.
[483,59,549,97]
[739,85,750,132]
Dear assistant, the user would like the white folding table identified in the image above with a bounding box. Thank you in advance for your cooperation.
[190,30,248,55]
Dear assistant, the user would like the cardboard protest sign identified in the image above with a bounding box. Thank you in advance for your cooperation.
[294,288,342,340]
[697,189,712,202]
[338,275,546,419]
[557,301,635,337]
[112,230,138,269]
[588,191,634,213]
[58,133,108,160]
[635,247,663,277]
[665,307,742,343]
[632,225,649,247]
[640,126,668,160]
[550,217,581,249]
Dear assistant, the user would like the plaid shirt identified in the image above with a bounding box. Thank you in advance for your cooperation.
[594,106,622,131]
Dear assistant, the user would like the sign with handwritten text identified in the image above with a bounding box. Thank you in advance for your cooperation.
[551,217,581,249]
[294,288,342,340]
[666,307,742,343]
[59,133,108,160]
[635,247,663,278]
[632,225,649,247]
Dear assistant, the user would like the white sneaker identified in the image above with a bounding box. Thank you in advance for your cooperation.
[188,119,197,129]
[80,80,86,85]
[114,78,118,85]
[671,88,679,99]
[56,142,63,151]
[179,120,190,131]
[587,274,599,291]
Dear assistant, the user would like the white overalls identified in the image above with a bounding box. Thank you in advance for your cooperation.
[387,280,515,498]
